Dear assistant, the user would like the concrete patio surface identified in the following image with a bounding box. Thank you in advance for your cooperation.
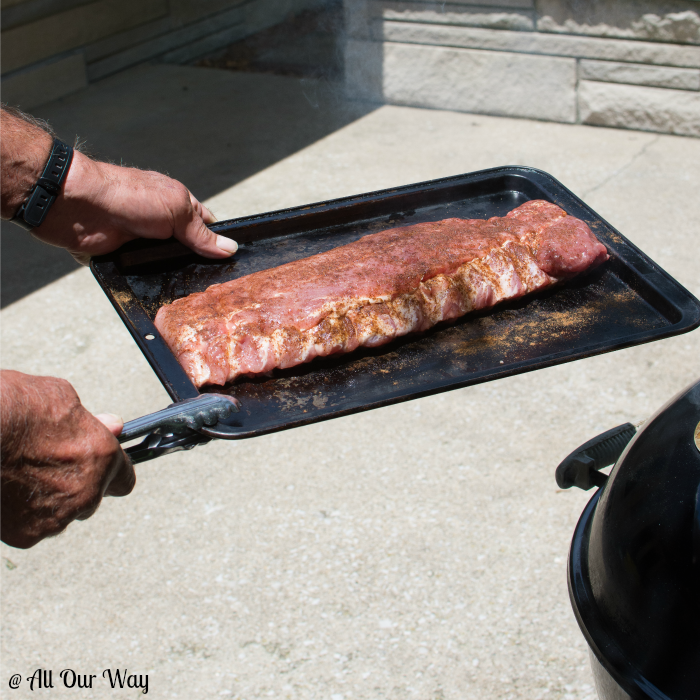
[1,64,699,700]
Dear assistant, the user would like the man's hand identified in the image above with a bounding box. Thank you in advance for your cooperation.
[0,370,135,549]
[1,107,237,264]
[33,152,238,264]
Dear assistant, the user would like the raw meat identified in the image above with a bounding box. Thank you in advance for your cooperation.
[154,200,608,387]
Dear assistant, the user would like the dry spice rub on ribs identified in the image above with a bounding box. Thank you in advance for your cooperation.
[154,200,608,388]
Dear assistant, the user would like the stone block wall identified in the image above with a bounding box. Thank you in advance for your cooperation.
[1,0,324,110]
[344,0,700,136]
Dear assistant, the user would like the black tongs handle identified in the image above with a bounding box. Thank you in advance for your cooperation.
[119,394,240,464]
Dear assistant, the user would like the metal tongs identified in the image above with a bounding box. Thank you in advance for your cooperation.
[118,394,241,463]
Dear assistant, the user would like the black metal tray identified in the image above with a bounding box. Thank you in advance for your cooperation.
[91,166,700,439]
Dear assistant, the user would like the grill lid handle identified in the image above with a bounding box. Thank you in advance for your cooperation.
[555,422,637,491]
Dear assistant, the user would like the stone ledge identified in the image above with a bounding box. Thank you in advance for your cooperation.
[579,60,700,91]
[395,0,535,8]
[536,1,700,45]
[579,80,700,137]
[88,0,322,81]
[84,17,175,64]
[377,20,700,67]
[344,0,539,41]
[1,0,95,32]
[346,39,577,122]
[1,0,168,74]
[168,0,247,26]
[161,23,249,65]
[1,53,88,110]
[376,2,535,32]
[87,5,245,81]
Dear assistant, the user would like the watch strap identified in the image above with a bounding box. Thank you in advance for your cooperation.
[11,139,73,231]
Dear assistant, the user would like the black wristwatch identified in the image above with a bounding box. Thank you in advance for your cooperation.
[10,138,74,231]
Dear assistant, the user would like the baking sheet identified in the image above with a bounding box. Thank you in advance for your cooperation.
[91,166,700,439]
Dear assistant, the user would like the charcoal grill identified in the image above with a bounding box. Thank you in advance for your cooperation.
[90,167,700,462]
[557,379,700,699]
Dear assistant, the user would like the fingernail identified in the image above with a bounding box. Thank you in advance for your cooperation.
[216,235,238,255]
[96,413,123,423]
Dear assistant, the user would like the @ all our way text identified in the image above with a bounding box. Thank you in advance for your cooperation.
[16,668,148,694]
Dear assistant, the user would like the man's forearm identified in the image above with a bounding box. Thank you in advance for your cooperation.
[0,107,54,219]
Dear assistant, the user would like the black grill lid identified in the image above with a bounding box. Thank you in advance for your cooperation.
[568,379,700,700]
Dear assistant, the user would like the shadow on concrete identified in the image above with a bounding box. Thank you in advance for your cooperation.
[1,223,81,308]
[2,66,375,308]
